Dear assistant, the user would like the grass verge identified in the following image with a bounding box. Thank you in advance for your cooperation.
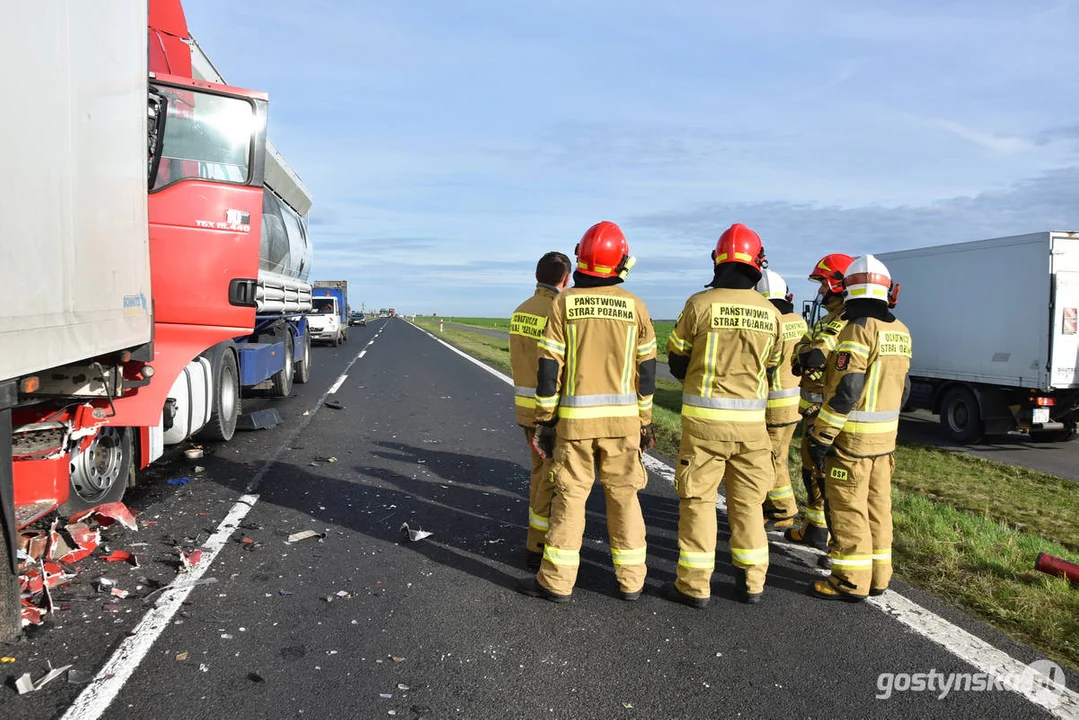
[412,318,1079,670]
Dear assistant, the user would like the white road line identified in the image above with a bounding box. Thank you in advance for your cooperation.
[359,350,367,358]
[62,341,374,720]
[328,374,348,395]
[412,322,1079,719]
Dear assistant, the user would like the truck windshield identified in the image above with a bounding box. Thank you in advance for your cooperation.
[312,299,335,314]
[150,85,257,191]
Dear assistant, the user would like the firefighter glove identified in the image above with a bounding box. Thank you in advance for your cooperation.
[640,424,656,452]
[807,436,831,473]
[532,423,557,459]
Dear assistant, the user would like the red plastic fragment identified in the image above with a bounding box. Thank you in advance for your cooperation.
[102,550,140,567]
[68,502,138,532]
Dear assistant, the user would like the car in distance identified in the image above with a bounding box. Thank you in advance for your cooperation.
[349,311,367,327]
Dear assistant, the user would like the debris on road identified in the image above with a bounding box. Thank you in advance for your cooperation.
[325,400,345,410]
[14,664,73,694]
[287,530,326,543]
[67,669,93,685]
[176,547,203,570]
[69,502,139,532]
[399,523,432,542]
[390,656,405,663]
[184,446,204,459]
[248,672,265,683]
[176,652,189,661]
[103,549,140,567]
[279,590,294,596]
[167,477,192,486]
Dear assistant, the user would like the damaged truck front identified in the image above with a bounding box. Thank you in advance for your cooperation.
[0,0,157,640]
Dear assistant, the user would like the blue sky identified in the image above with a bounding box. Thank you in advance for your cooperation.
[186,0,1079,318]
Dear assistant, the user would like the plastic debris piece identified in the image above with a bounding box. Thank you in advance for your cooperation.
[184,447,204,459]
[67,669,93,685]
[194,466,206,474]
[17,531,48,562]
[248,672,265,683]
[16,664,73,693]
[287,530,326,543]
[221,633,234,640]
[103,550,140,567]
[390,656,405,663]
[15,674,34,694]
[69,502,138,532]
[167,477,191,486]
[20,561,75,594]
[1,657,15,663]
[335,590,350,598]
[110,588,130,599]
[398,683,410,691]
[176,652,189,661]
[55,522,101,564]
[623,703,634,709]
[279,590,294,596]
[20,600,45,627]
[176,547,203,570]
[309,462,321,468]
[399,523,433,542]
[325,400,345,410]
[380,693,393,699]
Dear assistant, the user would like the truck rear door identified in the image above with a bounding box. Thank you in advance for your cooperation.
[1050,271,1079,389]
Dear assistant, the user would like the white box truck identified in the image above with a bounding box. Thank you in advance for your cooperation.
[0,0,153,639]
[877,231,1079,443]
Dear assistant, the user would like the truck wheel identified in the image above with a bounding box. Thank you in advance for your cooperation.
[331,331,340,348]
[295,332,311,385]
[61,426,133,515]
[271,328,295,397]
[940,387,984,444]
[199,347,240,442]
[343,329,349,343]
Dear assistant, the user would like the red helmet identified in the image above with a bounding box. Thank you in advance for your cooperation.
[809,253,854,294]
[575,221,633,278]
[713,223,766,269]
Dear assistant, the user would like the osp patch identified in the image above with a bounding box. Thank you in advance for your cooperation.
[834,351,851,371]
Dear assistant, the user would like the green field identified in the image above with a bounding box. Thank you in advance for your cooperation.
[440,317,676,362]
[412,316,1079,670]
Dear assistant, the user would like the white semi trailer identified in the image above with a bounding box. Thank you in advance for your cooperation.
[877,231,1079,443]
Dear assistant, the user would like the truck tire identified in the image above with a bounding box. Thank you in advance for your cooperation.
[331,330,340,348]
[198,346,240,442]
[61,426,133,515]
[271,328,295,397]
[940,386,984,444]
[295,331,311,385]
[343,329,349,343]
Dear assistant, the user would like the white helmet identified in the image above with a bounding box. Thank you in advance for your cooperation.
[755,269,792,303]
[843,255,898,307]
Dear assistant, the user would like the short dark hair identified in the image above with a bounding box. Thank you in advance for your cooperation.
[536,251,571,286]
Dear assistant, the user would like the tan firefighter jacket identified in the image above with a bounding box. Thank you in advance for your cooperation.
[768,311,809,426]
[809,316,912,457]
[667,287,783,443]
[795,298,847,414]
[509,284,560,427]
[535,285,657,440]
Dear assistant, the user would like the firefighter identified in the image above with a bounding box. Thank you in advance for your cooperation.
[516,221,657,602]
[805,255,911,601]
[663,224,782,607]
[785,253,854,551]
[509,251,572,569]
[756,270,807,530]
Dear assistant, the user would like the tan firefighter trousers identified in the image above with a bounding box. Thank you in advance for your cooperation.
[675,435,772,597]
[822,450,894,596]
[536,436,648,596]
[799,422,829,531]
[764,423,798,519]
[522,427,555,554]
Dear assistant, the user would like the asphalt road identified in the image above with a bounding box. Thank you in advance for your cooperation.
[446,321,1079,481]
[3,317,1075,719]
